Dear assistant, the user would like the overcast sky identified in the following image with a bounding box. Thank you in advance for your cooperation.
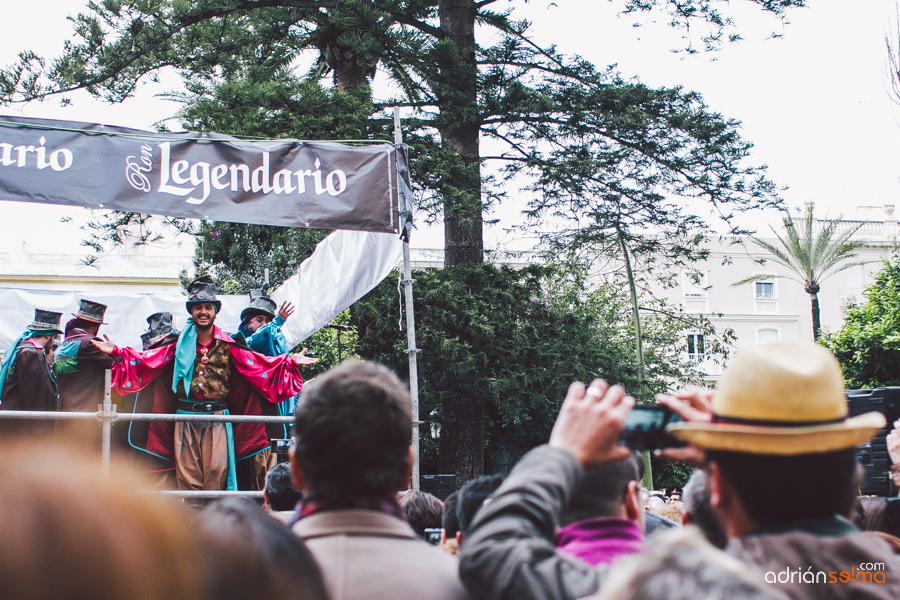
[1,0,898,255]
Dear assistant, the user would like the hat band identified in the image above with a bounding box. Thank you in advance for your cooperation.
[711,413,847,428]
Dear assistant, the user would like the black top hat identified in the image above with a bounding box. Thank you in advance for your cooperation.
[30,308,63,335]
[141,312,180,350]
[240,289,277,323]
[185,275,221,313]
[72,299,107,324]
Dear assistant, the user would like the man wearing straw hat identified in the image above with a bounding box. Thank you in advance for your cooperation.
[459,342,899,600]
[0,309,63,436]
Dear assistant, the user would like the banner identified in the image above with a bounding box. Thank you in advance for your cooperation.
[0,115,403,234]
[272,230,403,347]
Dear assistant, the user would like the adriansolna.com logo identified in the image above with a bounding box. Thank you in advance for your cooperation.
[765,563,888,585]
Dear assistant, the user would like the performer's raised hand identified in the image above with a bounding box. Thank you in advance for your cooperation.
[91,335,115,355]
[293,348,319,366]
[278,302,295,321]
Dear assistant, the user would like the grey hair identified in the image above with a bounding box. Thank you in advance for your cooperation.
[594,528,784,600]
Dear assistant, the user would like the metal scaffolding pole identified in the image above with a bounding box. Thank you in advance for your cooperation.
[394,107,421,491]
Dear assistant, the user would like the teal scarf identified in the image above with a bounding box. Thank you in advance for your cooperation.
[1,329,55,393]
[172,319,198,397]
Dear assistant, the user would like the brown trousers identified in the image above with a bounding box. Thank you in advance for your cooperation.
[174,418,229,490]
[173,416,273,491]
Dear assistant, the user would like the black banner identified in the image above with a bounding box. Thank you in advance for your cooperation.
[0,115,403,233]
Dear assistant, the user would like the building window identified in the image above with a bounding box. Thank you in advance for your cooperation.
[757,328,779,346]
[755,281,775,299]
[683,270,709,298]
[687,333,705,361]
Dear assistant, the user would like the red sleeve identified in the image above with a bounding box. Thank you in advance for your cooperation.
[229,345,303,403]
[109,344,176,395]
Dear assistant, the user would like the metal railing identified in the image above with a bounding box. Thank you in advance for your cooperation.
[0,370,290,499]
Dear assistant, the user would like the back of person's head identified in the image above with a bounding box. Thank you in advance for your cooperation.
[0,441,201,600]
[457,474,505,534]
[442,492,461,537]
[65,317,98,336]
[294,360,412,504]
[195,497,329,600]
[705,449,859,528]
[264,462,302,511]
[562,451,642,525]
[682,470,727,549]
[594,528,783,600]
[400,491,444,539]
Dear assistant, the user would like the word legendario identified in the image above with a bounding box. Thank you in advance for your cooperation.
[126,142,349,205]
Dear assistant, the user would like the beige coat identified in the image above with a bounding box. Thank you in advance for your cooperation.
[293,510,471,600]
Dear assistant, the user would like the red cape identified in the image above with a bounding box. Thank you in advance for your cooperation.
[109,326,302,460]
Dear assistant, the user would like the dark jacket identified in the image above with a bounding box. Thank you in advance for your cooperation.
[459,446,603,600]
[54,331,113,412]
[0,339,57,436]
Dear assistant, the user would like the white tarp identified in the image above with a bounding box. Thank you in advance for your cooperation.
[272,230,403,348]
[0,230,402,352]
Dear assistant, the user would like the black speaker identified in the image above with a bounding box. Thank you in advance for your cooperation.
[846,387,900,496]
[420,474,457,501]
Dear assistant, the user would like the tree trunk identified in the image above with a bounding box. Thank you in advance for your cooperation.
[806,284,821,340]
[433,0,485,487]
[439,388,485,488]
[333,62,369,93]
[437,0,483,268]
[809,292,821,341]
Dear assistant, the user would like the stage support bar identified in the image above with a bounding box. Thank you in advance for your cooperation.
[394,107,421,491]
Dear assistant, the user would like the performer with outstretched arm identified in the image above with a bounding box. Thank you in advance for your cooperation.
[235,289,300,425]
[92,276,318,491]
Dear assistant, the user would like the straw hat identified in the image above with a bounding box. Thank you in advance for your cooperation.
[667,342,885,455]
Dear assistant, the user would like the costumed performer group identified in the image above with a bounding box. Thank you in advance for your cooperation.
[0,276,317,492]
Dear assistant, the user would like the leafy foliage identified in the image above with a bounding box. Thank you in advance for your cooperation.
[351,263,721,483]
[821,254,900,388]
[197,221,327,295]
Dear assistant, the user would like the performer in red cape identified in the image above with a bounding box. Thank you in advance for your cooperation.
[93,276,318,491]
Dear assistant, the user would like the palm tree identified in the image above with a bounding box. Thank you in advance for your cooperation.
[733,205,866,340]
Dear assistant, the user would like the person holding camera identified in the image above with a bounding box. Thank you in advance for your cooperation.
[459,342,900,600]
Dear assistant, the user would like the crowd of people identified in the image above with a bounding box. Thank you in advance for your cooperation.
[1,306,900,598]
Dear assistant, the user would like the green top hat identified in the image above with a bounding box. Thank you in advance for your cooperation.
[141,312,180,350]
[72,299,107,325]
[30,309,63,335]
[185,275,221,313]
[240,288,277,323]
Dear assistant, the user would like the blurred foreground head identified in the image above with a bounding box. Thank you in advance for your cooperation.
[293,360,413,503]
[195,497,329,600]
[0,441,201,600]
[594,528,783,600]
